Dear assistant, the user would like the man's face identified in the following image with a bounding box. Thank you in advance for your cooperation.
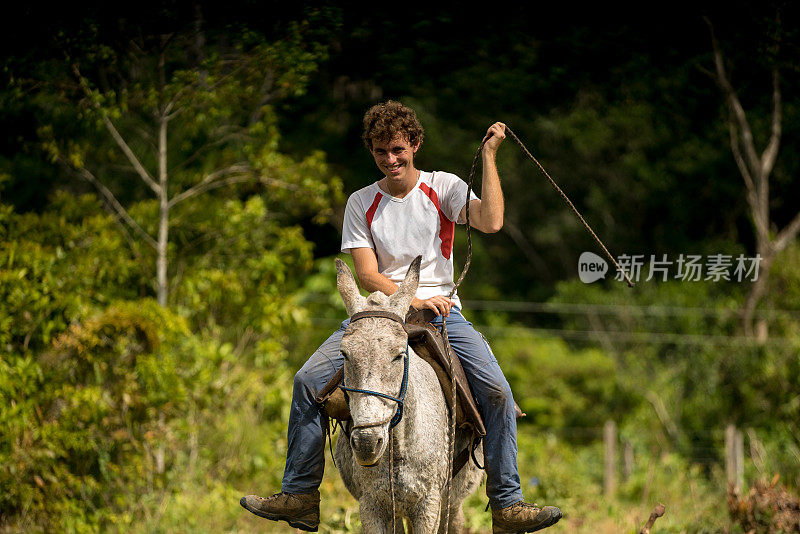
[369,135,419,182]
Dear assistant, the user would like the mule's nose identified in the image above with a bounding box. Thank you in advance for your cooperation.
[350,428,384,466]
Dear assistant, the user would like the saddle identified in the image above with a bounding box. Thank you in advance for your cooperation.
[315,307,524,457]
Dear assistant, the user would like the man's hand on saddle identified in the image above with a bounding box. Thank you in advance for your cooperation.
[412,295,455,317]
[482,122,506,155]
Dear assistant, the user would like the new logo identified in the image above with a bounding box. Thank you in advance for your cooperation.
[578,251,608,283]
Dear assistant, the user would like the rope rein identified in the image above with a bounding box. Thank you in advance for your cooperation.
[504,127,635,287]
[449,125,634,306]
[439,133,487,534]
[441,125,632,531]
[439,136,484,534]
[389,432,397,533]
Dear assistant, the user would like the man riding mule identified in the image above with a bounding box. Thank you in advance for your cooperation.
[240,101,562,532]
[329,255,485,533]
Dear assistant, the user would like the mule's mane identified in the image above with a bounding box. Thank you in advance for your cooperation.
[365,291,390,307]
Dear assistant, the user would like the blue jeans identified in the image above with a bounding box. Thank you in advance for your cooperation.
[281,308,524,509]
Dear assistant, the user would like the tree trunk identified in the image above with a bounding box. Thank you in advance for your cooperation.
[741,252,772,338]
[157,47,170,307]
[157,114,169,307]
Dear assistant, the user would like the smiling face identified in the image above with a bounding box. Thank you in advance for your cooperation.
[361,101,424,195]
[370,135,420,190]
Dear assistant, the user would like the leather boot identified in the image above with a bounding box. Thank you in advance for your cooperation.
[492,501,562,533]
[240,490,320,532]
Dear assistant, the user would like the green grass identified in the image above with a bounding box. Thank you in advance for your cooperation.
[122,424,730,534]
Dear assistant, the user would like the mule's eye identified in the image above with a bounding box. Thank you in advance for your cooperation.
[341,351,349,361]
[393,351,404,362]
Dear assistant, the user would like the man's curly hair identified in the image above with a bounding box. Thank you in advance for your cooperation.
[362,101,424,150]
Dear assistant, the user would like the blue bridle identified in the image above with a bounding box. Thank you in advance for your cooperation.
[339,310,410,430]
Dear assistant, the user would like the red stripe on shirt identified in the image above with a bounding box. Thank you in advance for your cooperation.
[366,192,383,230]
[419,182,454,259]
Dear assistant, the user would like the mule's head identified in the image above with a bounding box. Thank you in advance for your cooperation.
[335,256,420,466]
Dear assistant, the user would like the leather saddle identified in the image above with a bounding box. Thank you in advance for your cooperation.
[315,307,524,440]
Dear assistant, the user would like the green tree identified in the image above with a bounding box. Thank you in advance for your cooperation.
[35,11,341,307]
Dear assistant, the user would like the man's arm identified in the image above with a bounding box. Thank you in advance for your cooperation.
[459,122,506,234]
[350,247,454,316]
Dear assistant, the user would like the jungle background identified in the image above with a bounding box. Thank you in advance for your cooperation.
[2,1,800,532]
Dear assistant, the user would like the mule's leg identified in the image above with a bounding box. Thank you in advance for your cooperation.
[359,499,404,534]
[440,443,483,533]
[409,496,442,534]
[437,504,465,534]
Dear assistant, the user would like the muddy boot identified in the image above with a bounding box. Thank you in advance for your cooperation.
[240,490,320,532]
[491,501,562,533]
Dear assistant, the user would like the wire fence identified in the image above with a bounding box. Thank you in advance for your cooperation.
[303,297,800,347]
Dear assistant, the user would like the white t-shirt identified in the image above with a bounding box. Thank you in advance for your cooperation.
[341,170,477,308]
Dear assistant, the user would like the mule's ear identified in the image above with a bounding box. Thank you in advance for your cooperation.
[390,255,421,315]
[336,258,366,316]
